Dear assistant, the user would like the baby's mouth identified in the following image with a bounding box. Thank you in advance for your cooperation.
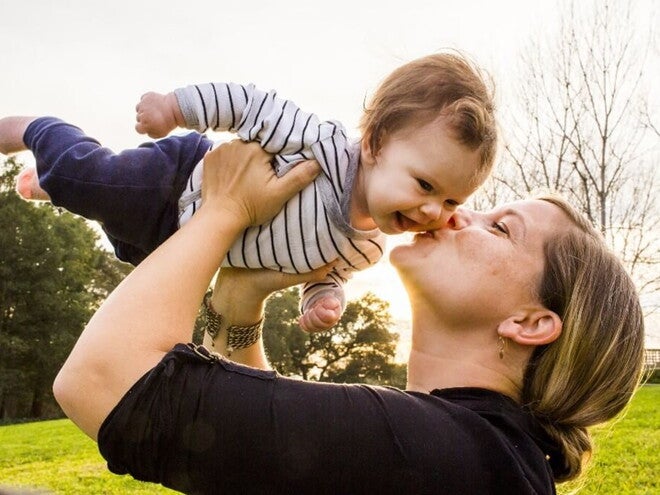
[396,212,419,232]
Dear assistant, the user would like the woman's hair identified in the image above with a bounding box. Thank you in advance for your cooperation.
[522,193,645,482]
[359,51,498,178]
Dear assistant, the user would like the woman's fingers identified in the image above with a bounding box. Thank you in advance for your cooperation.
[270,159,321,205]
[218,263,336,298]
[201,141,321,227]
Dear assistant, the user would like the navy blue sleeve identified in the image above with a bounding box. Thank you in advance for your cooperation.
[23,117,213,264]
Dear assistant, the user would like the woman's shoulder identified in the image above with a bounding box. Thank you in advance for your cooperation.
[381,385,559,494]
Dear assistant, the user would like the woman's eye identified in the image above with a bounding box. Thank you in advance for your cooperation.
[493,221,508,235]
[417,179,433,192]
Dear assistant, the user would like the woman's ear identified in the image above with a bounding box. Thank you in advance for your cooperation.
[498,309,562,346]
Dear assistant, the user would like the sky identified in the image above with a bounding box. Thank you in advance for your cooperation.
[1,0,658,348]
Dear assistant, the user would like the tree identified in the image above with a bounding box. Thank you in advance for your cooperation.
[263,288,406,388]
[490,0,659,307]
[0,157,132,420]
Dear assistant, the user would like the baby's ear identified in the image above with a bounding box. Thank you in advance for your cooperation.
[360,134,378,166]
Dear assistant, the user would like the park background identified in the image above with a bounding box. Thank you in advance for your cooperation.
[1,0,658,351]
[1,0,659,492]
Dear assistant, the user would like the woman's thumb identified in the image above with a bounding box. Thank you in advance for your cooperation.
[276,160,321,198]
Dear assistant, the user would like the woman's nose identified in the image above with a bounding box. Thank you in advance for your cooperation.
[438,208,454,226]
[446,207,471,230]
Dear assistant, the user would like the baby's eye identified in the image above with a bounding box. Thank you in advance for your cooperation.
[417,179,433,192]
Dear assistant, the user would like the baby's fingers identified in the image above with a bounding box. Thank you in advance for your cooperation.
[299,297,342,333]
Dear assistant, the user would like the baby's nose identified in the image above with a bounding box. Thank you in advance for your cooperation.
[417,205,453,230]
[420,203,442,221]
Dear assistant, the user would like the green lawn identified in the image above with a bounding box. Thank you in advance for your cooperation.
[557,384,659,495]
[0,386,657,494]
[0,419,174,494]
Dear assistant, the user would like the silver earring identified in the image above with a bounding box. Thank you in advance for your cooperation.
[498,336,507,360]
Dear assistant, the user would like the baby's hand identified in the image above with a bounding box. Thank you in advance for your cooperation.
[299,296,342,333]
[135,92,182,138]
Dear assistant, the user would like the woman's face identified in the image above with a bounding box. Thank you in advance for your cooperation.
[390,199,568,327]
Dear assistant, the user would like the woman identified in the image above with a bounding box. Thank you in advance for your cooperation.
[51,142,644,494]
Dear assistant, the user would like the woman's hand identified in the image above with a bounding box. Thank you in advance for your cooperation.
[214,264,336,305]
[206,265,335,367]
[201,141,321,229]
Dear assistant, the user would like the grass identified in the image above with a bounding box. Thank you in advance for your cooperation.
[0,419,174,494]
[557,384,659,495]
[0,386,657,494]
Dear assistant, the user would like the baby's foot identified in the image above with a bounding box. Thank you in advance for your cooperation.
[16,167,50,201]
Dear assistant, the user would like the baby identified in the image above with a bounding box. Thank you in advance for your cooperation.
[3,52,497,339]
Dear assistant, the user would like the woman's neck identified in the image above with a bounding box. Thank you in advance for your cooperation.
[405,326,525,402]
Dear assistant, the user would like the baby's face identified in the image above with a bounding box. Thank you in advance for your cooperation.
[358,117,485,235]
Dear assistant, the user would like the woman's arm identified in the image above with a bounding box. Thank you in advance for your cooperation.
[53,141,320,440]
[202,264,336,368]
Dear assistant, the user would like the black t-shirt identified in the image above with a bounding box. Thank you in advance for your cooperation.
[98,344,562,494]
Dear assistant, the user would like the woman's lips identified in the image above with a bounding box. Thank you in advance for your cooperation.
[414,230,437,240]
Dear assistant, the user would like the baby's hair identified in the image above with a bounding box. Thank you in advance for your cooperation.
[523,193,645,482]
[359,51,498,176]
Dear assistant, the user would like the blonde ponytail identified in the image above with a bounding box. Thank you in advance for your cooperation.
[522,195,645,482]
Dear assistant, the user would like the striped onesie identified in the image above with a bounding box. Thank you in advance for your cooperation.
[174,82,386,313]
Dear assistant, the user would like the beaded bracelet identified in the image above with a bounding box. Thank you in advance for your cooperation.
[203,293,263,356]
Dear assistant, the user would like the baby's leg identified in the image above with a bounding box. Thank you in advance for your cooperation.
[0,116,35,154]
[0,117,50,200]
[23,117,212,264]
[16,167,50,201]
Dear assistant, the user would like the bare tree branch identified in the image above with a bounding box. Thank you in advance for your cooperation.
[487,0,659,314]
